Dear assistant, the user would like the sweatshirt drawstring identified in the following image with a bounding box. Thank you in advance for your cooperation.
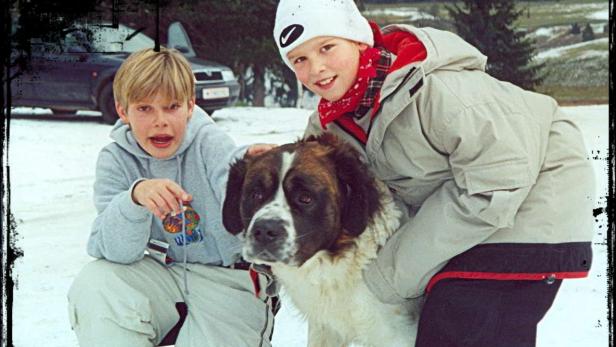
[177,156,189,295]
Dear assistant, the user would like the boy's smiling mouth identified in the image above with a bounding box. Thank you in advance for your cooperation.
[315,76,337,88]
[150,134,174,148]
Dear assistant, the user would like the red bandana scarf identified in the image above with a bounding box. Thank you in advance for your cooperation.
[316,22,427,144]
[317,46,390,129]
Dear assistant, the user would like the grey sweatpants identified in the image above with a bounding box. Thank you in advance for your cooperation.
[67,257,274,347]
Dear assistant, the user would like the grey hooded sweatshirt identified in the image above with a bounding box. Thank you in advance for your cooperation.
[88,106,245,267]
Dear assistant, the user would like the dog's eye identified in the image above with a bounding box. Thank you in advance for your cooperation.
[297,193,313,205]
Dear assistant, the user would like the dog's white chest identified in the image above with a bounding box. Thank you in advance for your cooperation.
[276,267,417,347]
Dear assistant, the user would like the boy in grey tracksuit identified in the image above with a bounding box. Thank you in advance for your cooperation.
[273,0,595,345]
[68,48,274,347]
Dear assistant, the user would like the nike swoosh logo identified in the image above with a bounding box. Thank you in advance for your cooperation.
[281,26,297,46]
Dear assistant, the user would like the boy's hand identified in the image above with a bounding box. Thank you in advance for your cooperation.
[132,179,193,220]
[246,143,277,157]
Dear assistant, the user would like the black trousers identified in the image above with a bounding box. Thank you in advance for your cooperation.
[415,278,562,347]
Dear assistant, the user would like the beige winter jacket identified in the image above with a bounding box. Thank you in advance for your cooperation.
[304,25,595,304]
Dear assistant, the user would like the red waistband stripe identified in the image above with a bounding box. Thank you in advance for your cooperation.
[426,271,589,293]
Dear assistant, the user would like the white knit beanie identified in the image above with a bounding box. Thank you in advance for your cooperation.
[274,0,374,68]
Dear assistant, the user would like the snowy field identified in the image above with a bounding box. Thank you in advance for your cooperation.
[363,7,435,21]
[535,37,609,60]
[8,105,609,346]
[363,1,609,22]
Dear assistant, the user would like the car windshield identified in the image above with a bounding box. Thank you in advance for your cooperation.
[64,24,155,53]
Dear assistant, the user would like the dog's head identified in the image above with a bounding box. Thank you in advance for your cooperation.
[222,133,382,266]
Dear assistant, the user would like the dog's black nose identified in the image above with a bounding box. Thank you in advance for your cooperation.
[251,219,286,243]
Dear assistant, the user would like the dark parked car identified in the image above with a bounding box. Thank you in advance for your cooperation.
[11,22,240,124]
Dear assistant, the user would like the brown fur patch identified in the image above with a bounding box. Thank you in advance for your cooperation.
[292,143,340,202]
[244,152,279,188]
[290,142,368,258]
[330,230,358,255]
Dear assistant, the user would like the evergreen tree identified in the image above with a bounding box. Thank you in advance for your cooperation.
[184,0,280,107]
[447,0,543,90]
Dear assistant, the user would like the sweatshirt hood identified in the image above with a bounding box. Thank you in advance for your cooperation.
[376,24,487,104]
[109,106,212,160]
[381,24,487,75]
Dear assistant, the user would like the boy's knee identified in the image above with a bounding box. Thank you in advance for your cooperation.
[67,260,160,342]
[69,259,126,300]
[67,259,153,323]
[68,260,120,331]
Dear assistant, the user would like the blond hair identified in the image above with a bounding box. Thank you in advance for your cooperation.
[113,47,195,109]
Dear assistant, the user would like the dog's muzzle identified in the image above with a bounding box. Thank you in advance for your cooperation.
[244,218,289,262]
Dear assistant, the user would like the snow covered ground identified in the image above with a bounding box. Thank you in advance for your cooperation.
[535,37,609,60]
[363,7,435,21]
[8,105,609,346]
[360,3,609,64]
[362,2,609,23]
[532,25,569,38]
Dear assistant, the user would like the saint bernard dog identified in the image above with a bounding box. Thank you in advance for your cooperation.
[222,133,419,347]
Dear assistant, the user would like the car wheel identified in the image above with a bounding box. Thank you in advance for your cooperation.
[50,108,77,115]
[98,83,119,125]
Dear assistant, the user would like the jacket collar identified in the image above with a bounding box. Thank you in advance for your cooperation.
[378,24,487,104]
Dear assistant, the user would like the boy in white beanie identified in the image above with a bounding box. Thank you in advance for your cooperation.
[273,0,595,345]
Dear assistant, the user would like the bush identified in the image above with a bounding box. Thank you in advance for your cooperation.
[411,18,456,32]
[570,22,580,35]
[582,23,595,41]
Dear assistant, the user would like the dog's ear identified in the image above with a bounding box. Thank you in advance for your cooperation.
[222,159,248,234]
[304,134,318,142]
[330,138,381,236]
[306,132,339,147]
